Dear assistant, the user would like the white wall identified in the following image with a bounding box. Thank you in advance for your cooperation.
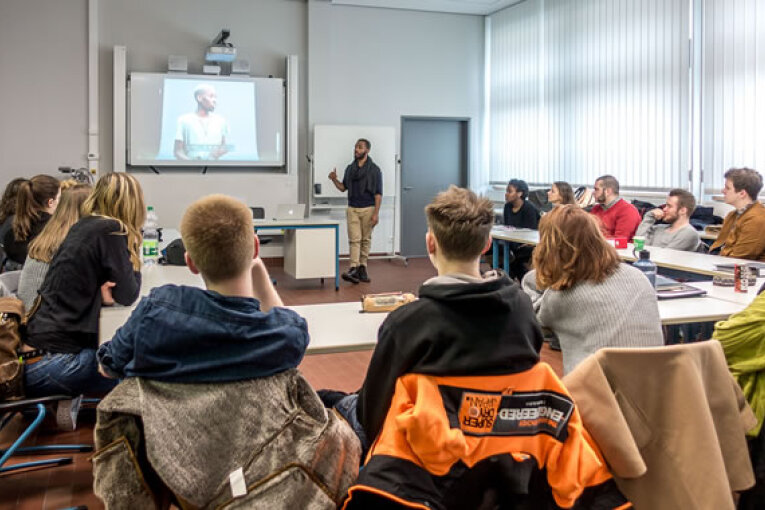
[307,1,484,185]
[0,0,88,179]
[0,0,485,240]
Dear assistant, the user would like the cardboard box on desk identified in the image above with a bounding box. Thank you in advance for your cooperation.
[361,292,416,313]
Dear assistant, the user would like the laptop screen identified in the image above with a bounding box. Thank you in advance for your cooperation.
[274,204,305,220]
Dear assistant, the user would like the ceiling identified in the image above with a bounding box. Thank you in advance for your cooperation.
[330,0,524,16]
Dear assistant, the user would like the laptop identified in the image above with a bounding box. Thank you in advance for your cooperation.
[655,275,707,300]
[274,203,306,220]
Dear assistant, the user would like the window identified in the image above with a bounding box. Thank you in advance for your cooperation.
[488,0,690,191]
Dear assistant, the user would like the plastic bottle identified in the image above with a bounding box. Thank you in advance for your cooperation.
[142,206,159,266]
[633,250,657,288]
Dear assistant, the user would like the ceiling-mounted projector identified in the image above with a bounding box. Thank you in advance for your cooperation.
[205,28,236,63]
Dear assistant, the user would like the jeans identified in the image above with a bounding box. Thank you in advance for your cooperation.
[24,348,118,398]
[334,394,370,456]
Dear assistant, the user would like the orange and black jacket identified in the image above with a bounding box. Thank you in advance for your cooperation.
[344,366,630,509]
[346,275,629,509]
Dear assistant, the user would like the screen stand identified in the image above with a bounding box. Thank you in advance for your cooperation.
[201,166,208,174]
[149,166,160,174]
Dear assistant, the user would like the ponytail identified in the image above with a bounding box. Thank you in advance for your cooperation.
[13,180,36,241]
[12,175,60,241]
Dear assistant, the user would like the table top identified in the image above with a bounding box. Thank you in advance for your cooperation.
[691,279,764,305]
[490,226,751,277]
[657,296,746,325]
[615,245,753,276]
[253,218,340,228]
[491,227,540,244]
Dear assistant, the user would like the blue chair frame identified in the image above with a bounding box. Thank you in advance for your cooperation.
[0,395,93,474]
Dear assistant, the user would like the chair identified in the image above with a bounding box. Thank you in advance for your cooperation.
[0,270,21,296]
[0,395,93,474]
[250,207,272,246]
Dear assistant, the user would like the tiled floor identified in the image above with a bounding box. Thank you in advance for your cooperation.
[0,258,562,509]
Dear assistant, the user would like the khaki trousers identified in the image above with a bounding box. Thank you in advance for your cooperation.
[346,206,375,267]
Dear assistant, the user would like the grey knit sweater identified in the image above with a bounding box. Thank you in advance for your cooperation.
[17,256,49,311]
[522,263,664,374]
[635,215,700,251]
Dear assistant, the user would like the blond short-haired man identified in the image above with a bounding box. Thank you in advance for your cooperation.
[98,194,308,381]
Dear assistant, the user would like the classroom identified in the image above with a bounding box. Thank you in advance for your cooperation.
[1,0,764,508]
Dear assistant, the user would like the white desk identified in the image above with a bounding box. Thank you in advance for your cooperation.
[691,279,764,305]
[253,218,340,290]
[99,265,383,352]
[490,227,752,278]
[288,302,385,353]
[657,296,746,325]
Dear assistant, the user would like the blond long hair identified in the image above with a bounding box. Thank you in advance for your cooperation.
[28,184,92,263]
[82,173,146,271]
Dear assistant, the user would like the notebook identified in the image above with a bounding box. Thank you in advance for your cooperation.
[274,203,306,220]
[713,262,765,277]
[655,275,707,300]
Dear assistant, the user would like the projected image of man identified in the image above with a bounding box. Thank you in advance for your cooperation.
[174,84,230,160]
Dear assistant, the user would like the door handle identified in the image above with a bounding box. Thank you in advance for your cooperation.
[403,186,414,191]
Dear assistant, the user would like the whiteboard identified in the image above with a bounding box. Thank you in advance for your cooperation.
[313,125,396,198]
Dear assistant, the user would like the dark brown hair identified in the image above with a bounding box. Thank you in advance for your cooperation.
[13,175,60,241]
[595,175,620,194]
[533,205,620,291]
[668,188,696,216]
[552,181,576,205]
[425,185,494,262]
[0,178,26,225]
[724,168,762,201]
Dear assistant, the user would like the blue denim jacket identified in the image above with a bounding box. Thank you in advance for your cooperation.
[97,285,309,383]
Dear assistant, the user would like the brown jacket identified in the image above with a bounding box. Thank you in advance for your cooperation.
[92,370,361,509]
[563,342,757,510]
[710,202,765,261]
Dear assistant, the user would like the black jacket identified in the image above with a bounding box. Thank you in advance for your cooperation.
[503,201,540,229]
[357,274,544,443]
[27,216,141,353]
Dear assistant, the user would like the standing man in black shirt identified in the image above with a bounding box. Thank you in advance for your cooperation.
[328,139,382,284]
[502,179,540,281]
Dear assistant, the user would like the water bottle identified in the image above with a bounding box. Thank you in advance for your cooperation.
[633,250,657,288]
[142,206,159,266]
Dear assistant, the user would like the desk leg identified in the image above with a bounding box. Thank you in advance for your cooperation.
[335,225,340,291]
[492,240,499,270]
[503,241,510,274]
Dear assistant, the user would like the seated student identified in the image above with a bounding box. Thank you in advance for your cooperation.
[22,173,143,397]
[2,175,61,269]
[503,178,540,228]
[547,180,576,206]
[17,184,91,311]
[589,174,642,240]
[97,193,308,382]
[523,205,664,375]
[0,177,26,243]
[634,188,701,251]
[503,179,540,280]
[94,195,359,508]
[335,187,628,509]
[710,167,765,261]
[713,290,765,509]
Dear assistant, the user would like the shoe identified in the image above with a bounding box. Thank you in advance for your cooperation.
[342,267,359,284]
[356,265,370,283]
[56,395,83,431]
